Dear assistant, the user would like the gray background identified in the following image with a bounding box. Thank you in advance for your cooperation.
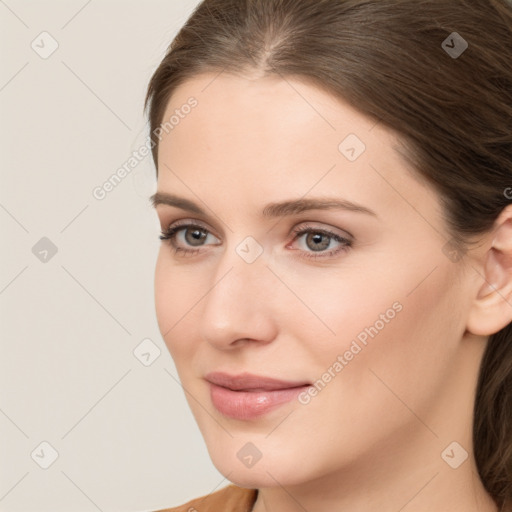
[0,1,226,511]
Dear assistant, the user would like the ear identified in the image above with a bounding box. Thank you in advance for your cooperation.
[466,204,512,336]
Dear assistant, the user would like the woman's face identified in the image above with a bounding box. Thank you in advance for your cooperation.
[152,72,479,488]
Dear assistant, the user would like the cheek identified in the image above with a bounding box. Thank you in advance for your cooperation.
[154,250,200,360]
[278,266,464,470]
[307,261,464,420]
[154,250,172,333]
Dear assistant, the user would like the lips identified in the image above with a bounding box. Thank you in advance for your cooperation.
[204,371,311,391]
[205,371,313,420]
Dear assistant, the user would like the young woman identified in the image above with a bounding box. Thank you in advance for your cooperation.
[145,1,512,510]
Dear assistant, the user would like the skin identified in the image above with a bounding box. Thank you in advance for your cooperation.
[152,72,512,512]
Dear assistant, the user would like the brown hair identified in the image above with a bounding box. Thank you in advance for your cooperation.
[144,0,512,509]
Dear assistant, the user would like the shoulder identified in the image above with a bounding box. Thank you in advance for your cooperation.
[152,484,258,512]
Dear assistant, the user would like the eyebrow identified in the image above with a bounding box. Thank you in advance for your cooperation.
[150,192,377,218]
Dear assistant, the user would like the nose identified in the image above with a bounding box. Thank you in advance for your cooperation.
[198,248,278,350]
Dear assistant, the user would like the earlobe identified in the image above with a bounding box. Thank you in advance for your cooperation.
[466,205,512,337]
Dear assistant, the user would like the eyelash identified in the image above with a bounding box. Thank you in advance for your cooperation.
[159,221,353,260]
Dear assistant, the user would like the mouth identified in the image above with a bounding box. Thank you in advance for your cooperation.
[205,371,312,420]
[204,371,311,391]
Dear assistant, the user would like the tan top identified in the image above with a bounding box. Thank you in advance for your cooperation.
[153,484,258,512]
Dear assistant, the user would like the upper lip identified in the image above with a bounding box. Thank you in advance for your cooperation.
[205,371,311,391]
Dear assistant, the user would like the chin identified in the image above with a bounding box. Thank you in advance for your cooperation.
[221,469,288,489]
[210,450,312,489]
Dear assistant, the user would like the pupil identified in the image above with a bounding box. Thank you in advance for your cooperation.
[308,232,329,251]
[187,228,206,246]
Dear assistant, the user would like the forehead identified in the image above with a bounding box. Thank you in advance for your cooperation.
[156,72,440,228]
[159,71,381,160]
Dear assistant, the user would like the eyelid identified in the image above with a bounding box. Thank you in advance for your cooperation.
[163,219,221,239]
[159,212,225,237]
[162,217,353,240]
[291,221,354,241]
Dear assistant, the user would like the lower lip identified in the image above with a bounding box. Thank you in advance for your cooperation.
[209,382,310,420]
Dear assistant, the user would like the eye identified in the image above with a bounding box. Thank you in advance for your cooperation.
[288,223,352,260]
[159,221,353,260]
[159,221,220,256]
